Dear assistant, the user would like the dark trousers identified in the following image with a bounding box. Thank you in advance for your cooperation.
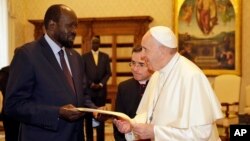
[2,114,20,141]
[85,89,106,141]
[85,113,105,141]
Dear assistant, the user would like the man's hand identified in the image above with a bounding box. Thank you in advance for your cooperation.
[59,104,84,121]
[90,83,102,89]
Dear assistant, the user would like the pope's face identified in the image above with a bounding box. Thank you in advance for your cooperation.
[141,34,163,71]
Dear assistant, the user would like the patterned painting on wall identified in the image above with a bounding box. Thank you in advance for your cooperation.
[174,0,241,76]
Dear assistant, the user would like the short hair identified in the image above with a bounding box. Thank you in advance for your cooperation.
[93,35,100,40]
[44,4,65,29]
[132,46,143,53]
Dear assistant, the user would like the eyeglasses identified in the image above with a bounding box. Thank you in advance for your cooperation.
[129,61,146,68]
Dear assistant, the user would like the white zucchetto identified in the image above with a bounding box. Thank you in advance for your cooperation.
[149,26,177,48]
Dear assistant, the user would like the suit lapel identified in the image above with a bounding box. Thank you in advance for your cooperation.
[97,52,103,68]
[91,53,98,66]
[97,53,101,66]
[39,37,76,97]
[39,37,62,74]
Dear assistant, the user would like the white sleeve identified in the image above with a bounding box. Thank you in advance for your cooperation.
[125,124,218,141]
[154,124,214,141]
[125,132,137,141]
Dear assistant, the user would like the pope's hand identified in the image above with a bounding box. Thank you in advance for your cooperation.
[113,119,132,133]
[132,123,154,139]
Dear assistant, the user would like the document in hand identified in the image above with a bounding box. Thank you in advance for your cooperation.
[77,107,132,123]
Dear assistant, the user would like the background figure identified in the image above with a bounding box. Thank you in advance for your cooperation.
[113,47,152,141]
[0,66,20,141]
[114,26,223,141]
[181,4,193,26]
[82,36,111,141]
[4,4,97,141]
[196,0,217,35]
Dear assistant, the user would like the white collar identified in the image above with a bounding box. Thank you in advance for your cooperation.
[159,52,180,74]
[44,34,62,55]
[91,50,99,54]
[138,79,149,85]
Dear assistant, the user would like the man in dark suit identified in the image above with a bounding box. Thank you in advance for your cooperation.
[4,4,97,141]
[0,66,20,141]
[82,36,111,141]
[113,47,152,141]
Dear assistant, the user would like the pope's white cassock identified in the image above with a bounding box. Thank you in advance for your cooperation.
[126,52,224,141]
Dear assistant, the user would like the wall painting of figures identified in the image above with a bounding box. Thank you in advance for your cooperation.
[174,0,241,76]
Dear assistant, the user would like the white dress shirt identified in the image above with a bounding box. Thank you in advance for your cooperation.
[44,34,72,75]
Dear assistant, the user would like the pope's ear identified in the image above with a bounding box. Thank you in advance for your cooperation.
[47,20,56,31]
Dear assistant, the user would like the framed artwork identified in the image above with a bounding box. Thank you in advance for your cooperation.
[174,0,241,76]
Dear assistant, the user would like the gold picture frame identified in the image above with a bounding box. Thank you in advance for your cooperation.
[174,0,241,76]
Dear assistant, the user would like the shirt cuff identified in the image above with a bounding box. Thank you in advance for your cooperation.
[99,83,103,87]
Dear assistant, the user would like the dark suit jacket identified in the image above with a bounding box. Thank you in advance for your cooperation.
[114,78,146,141]
[0,66,20,141]
[0,66,9,96]
[81,51,111,106]
[4,37,96,141]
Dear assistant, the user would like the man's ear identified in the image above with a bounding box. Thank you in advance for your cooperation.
[47,20,56,31]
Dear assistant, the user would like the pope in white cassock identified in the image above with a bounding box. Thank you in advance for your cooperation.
[113,26,224,141]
